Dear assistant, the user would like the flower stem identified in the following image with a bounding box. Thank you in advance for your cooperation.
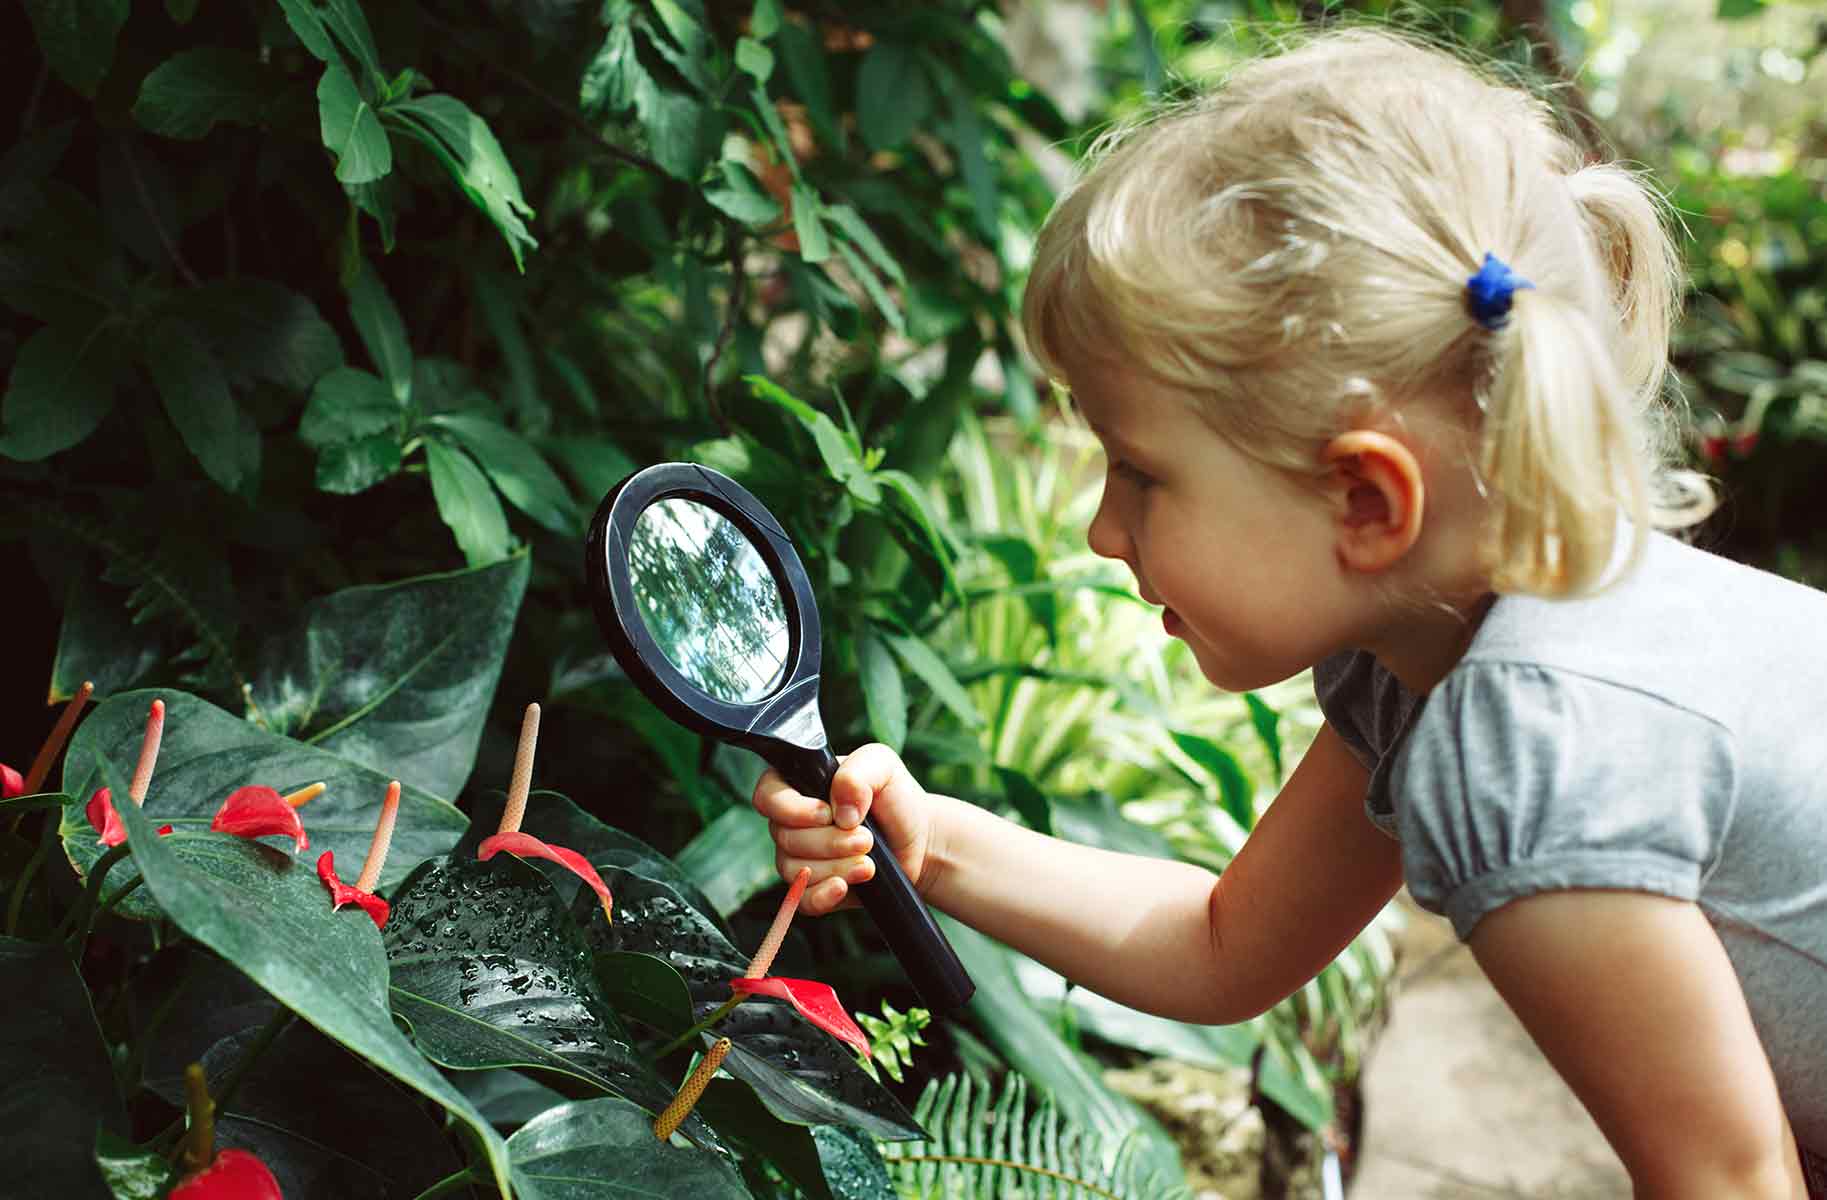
[150,1006,295,1155]
[180,1063,214,1172]
[408,1167,479,1200]
[4,816,56,937]
[58,842,132,947]
[654,994,743,1060]
[24,680,92,794]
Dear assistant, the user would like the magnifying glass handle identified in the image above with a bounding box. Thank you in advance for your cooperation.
[787,746,975,1013]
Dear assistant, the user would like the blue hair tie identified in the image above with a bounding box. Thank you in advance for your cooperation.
[1465,252,1534,331]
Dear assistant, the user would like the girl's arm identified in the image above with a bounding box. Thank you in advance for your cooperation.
[923,723,1403,1024]
[1470,890,1806,1199]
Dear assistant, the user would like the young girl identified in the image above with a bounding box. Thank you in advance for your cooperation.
[752,27,1827,1197]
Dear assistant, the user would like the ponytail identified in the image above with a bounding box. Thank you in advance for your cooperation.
[1478,163,1711,596]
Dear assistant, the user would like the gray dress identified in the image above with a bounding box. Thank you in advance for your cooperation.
[1313,531,1827,1163]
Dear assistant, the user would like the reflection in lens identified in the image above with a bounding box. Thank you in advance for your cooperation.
[627,498,791,702]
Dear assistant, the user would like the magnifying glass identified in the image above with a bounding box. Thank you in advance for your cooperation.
[584,461,975,1013]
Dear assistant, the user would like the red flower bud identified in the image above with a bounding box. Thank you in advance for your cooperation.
[316,852,390,929]
[729,976,871,1058]
[1700,435,1727,467]
[1,763,23,798]
[169,1148,284,1199]
[1734,431,1759,457]
[210,786,309,853]
[478,831,613,923]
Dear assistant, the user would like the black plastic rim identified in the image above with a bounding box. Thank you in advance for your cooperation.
[584,462,824,741]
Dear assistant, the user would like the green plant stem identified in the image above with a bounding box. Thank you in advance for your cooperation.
[149,1005,296,1154]
[408,1167,479,1200]
[4,816,56,937]
[653,994,743,1060]
[57,842,132,946]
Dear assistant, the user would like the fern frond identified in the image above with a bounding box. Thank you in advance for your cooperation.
[38,505,245,692]
[880,1071,1192,1200]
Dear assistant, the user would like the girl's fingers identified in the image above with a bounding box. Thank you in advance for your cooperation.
[772,822,872,861]
[751,768,833,829]
[828,743,913,830]
[776,852,874,906]
[805,875,852,915]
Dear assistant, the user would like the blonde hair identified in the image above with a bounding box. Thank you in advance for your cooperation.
[1022,26,1711,597]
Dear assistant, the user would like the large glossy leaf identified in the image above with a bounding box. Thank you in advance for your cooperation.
[382,854,717,1148]
[145,1021,461,1199]
[22,0,128,97]
[0,321,119,461]
[458,792,729,937]
[248,555,529,799]
[387,95,537,269]
[0,936,126,1200]
[940,915,1183,1182]
[505,1097,750,1199]
[133,48,272,140]
[59,691,468,920]
[103,766,517,1198]
[590,867,923,1140]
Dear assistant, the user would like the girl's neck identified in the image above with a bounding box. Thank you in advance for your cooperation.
[1363,590,1497,695]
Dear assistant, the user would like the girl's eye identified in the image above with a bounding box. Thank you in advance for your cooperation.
[1112,459,1155,489]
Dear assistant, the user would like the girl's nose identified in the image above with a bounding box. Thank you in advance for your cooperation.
[1086,485,1130,563]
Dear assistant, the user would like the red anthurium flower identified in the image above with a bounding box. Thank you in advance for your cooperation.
[316,852,390,929]
[88,787,126,847]
[210,785,309,853]
[479,831,614,923]
[729,976,872,1059]
[169,1148,284,1200]
[1,763,22,798]
[87,788,176,846]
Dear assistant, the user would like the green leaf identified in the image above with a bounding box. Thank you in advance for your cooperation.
[750,0,782,39]
[857,628,907,752]
[645,0,716,93]
[1257,1031,1335,1131]
[58,690,470,915]
[1243,692,1284,783]
[22,0,128,97]
[94,1130,169,1200]
[247,556,528,798]
[735,36,774,81]
[144,1021,463,1198]
[937,916,1184,1181]
[146,314,251,493]
[468,272,545,429]
[0,120,75,231]
[595,951,694,1036]
[705,158,781,224]
[345,259,412,403]
[276,0,336,60]
[317,433,402,494]
[133,48,270,139]
[942,84,997,236]
[506,1098,750,1197]
[165,0,199,22]
[834,241,903,334]
[992,766,1052,836]
[579,16,646,116]
[0,936,127,1197]
[318,59,393,185]
[791,182,830,263]
[171,278,344,392]
[384,855,706,1142]
[1169,730,1256,832]
[425,439,514,566]
[855,42,930,152]
[745,375,875,500]
[881,631,980,728]
[672,803,777,918]
[773,16,840,152]
[824,204,906,286]
[388,95,538,269]
[633,82,723,182]
[593,869,925,1140]
[103,763,517,1199]
[300,366,401,447]
[0,322,119,461]
[690,1078,841,1200]
[456,792,728,932]
[1717,0,1765,16]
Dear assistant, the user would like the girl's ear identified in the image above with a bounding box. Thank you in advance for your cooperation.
[1321,430,1426,573]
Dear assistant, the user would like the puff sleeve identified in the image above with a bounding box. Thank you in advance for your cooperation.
[1389,662,1739,940]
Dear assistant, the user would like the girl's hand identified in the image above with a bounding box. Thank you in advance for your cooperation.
[751,743,938,916]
